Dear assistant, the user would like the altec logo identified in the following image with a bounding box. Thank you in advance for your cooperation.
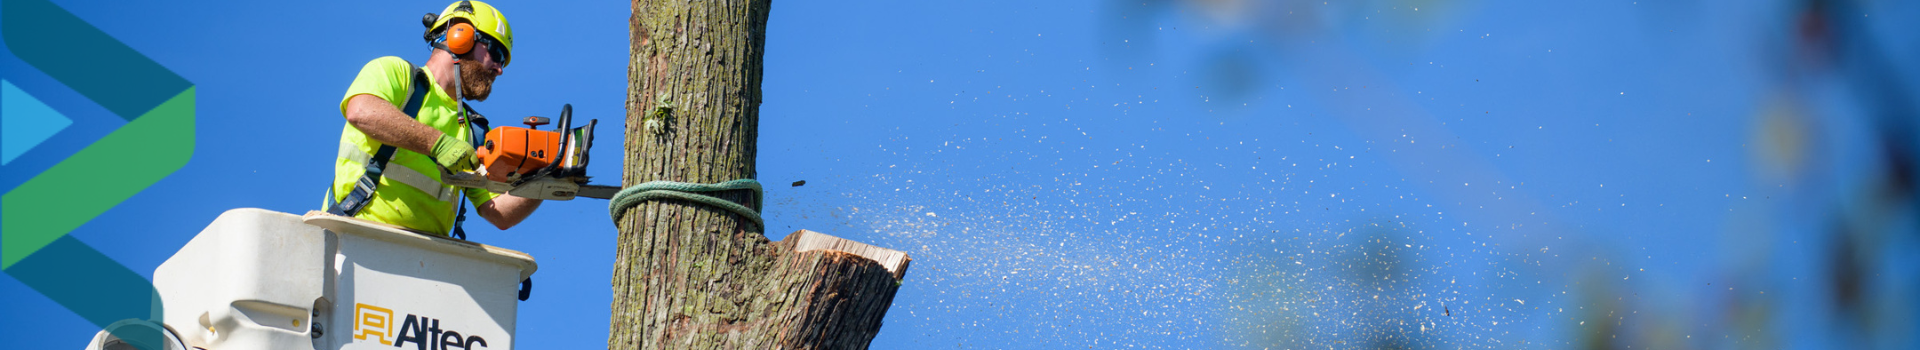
[355,303,493,349]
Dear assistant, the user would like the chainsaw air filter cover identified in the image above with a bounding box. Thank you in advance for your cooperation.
[477,126,560,182]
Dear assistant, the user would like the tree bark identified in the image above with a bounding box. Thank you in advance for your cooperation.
[612,1,910,349]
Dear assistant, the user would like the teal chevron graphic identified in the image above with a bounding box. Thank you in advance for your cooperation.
[1,0,194,347]
[1,79,73,165]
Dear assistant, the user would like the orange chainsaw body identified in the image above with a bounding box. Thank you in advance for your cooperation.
[477,126,562,182]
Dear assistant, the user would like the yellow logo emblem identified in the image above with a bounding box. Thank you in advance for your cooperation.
[354,303,395,345]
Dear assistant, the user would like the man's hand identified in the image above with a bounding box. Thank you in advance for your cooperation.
[431,133,479,172]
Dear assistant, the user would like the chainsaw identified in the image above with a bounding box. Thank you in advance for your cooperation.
[443,104,620,200]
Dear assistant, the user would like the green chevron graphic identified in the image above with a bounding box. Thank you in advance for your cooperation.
[3,88,194,267]
[1,0,194,346]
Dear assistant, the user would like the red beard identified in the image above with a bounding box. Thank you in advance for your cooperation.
[459,61,497,101]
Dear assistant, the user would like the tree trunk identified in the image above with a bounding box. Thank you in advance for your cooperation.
[612,1,910,349]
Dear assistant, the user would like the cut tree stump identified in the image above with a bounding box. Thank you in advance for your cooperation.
[610,0,912,349]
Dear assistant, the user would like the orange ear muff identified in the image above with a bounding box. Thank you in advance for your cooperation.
[444,22,477,55]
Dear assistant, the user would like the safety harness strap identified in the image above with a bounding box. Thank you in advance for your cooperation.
[337,142,459,203]
[329,67,433,217]
[449,102,488,240]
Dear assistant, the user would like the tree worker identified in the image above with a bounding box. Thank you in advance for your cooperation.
[325,0,538,237]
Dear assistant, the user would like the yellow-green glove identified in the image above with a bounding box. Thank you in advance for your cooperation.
[431,133,479,172]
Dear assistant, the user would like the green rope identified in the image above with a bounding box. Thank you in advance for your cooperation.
[608,179,763,228]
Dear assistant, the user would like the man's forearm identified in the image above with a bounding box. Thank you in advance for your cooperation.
[476,195,542,230]
[344,94,442,155]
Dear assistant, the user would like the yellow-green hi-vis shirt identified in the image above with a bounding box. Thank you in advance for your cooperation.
[330,56,497,235]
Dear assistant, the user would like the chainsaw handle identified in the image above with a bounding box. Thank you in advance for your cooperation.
[545,104,573,175]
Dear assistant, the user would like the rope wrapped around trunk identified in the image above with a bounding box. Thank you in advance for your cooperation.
[607,179,763,228]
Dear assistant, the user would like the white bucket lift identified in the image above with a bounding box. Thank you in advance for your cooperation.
[87,208,537,350]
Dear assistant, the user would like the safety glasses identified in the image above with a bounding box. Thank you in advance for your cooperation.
[473,34,510,67]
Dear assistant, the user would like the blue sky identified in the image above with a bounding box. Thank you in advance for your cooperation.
[6,0,1920,349]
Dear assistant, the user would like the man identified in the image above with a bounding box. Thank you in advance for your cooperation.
[326,0,539,236]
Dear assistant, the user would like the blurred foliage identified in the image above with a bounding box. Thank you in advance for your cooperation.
[1114,0,1920,348]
